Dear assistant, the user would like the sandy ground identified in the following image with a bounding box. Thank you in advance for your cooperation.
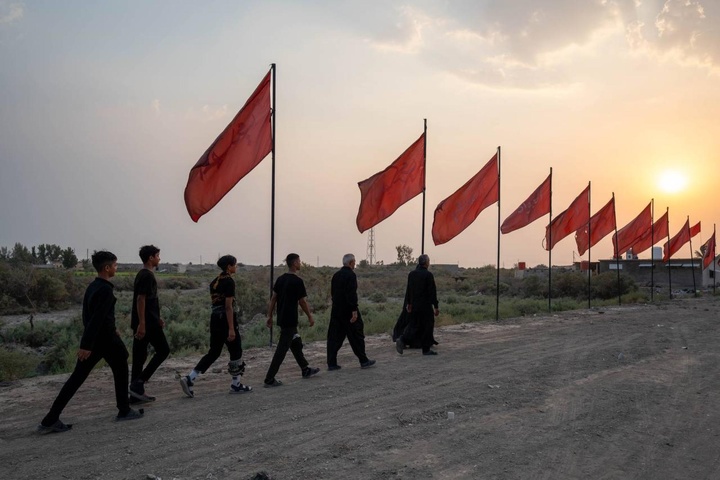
[1,296,720,480]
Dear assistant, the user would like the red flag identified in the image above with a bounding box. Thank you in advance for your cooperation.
[630,210,669,256]
[432,154,498,245]
[544,185,589,251]
[702,233,716,269]
[663,219,690,262]
[575,197,615,256]
[356,133,425,233]
[690,222,701,239]
[612,203,652,257]
[501,174,551,234]
[184,71,272,222]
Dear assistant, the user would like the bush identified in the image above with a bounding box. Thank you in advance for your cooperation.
[0,347,40,381]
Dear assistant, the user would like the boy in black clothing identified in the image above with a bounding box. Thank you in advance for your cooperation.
[264,253,320,387]
[179,255,251,397]
[129,245,170,403]
[37,251,143,434]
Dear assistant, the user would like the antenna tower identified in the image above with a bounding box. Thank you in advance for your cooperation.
[366,228,376,265]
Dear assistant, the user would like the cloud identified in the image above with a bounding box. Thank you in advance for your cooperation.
[0,2,23,24]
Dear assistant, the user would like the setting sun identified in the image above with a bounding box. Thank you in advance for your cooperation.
[658,170,688,194]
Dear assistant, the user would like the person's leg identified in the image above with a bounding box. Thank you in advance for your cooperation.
[193,320,226,375]
[346,314,369,364]
[41,350,103,426]
[103,336,132,415]
[288,327,310,371]
[420,310,435,354]
[264,327,292,383]
[326,318,345,368]
[140,326,170,383]
[130,334,149,384]
[226,323,250,391]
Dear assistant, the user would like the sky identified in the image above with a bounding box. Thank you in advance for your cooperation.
[1,0,718,268]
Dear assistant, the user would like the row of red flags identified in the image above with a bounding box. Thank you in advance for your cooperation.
[182,69,716,269]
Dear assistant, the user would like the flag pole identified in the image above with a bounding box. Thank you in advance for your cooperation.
[421,118,427,254]
[269,63,276,347]
[688,216,697,297]
[587,181,591,309]
[714,224,717,295]
[650,199,654,302]
[665,208,670,298]
[612,193,620,305]
[548,168,553,312]
[495,146,501,322]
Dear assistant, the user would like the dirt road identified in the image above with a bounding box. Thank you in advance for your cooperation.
[2,296,720,479]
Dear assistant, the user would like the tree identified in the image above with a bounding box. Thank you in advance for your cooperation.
[11,243,34,264]
[61,248,78,269]
[395,244,415,266]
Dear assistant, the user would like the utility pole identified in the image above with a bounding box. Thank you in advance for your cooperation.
[366,228,376,265]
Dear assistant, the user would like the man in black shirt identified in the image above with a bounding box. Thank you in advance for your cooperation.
[396,254,440,356]
[327,253,375,370]
[264,253,320,386]
[37,251,143,434]
[130,245,170,403]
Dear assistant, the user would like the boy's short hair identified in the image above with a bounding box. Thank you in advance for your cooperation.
[285,253,299,268]
[92,251,117,273]
[139,245,160,263]
[217,255,237,272]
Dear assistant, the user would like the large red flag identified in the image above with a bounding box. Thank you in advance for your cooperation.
[702,233,716,269]
[612,203,652,257]
[356,133,425,233]
[501,174,551,234]
[544,185,589,251]
[630,210,669,256]
[663,219,690,262]
[432,154,498,245]
[575,197,615,256]
[184,71,273,222]
[690,222,701,239]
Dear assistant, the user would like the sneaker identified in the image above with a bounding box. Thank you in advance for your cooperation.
[395,337,404,355]
[302,367,320,378]
[264,379,283,388]
[229,383,253,394]
[360,359,376,369]
[179,375,194,398]
[327,365,342,371]
[37,420,72,434]
[423,350,438,356]
[115,408,144,422]
[129,393,155,404]
[129,379,145,396]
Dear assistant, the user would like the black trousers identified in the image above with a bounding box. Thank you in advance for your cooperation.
[264,326,308,382]
[327,314,369,366]
[194,313,242,374]
[131,325,170,383]
[42,335,130,426]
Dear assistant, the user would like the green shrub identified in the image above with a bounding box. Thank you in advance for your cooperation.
[0,347,39,381]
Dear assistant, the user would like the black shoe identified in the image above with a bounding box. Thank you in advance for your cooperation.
[115,408,144,422]
[423,350,438,356]
[395,337,404,355]
[229,383,253,394]
[302,367,320,378]
[328,365,342,371]
[178,374,194,398]
[360,359,376,369]
[129,393,155,404]
[264,378,283,388]
[37,420,72,434]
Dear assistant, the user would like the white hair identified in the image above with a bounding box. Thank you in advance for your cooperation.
[342,253,355,266]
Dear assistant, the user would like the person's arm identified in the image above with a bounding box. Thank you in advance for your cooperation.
[429,273,439,316]
[405,274,413,313]
[266,292,278,328]
[348,273,359,323]
[225,296,235,341]
[299,297,314,327]
[135,294,146,340]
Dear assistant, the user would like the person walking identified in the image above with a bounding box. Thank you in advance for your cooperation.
[395,254,440,356]
[263,253,320,387]
[179,255,251,397]
[129,245,170,403]
[326,253,375,370]
[37,251,143,433]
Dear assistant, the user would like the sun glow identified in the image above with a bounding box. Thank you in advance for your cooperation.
[658,170,688,194]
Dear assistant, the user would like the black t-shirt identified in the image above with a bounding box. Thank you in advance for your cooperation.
[273,273,307,328]
[131,269,160,329]
[210,273,237,311]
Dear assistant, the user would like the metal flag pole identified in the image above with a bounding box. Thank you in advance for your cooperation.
[421,118,427,254]
[587,181,592,309]
[548,168,553,312]
[612,193,620,305]
[714,224,717,295]
[650,199,654,302]
[495,146,501,322]
[688,217,697,297]
[269,63,276,347]
[665,208,670,298]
